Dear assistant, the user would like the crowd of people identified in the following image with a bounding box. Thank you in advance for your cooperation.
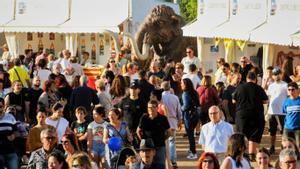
[0,43,299,169]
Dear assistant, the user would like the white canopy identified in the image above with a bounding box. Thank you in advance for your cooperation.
[182,0,229,38]
[250,0,300,46]
[291,31,300,46]
[0,0,14,32]
[212,0,267,40]
[4,0,69,33]
[58,0,128,33]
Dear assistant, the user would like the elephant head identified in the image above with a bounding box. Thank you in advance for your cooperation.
[134,5,185,60]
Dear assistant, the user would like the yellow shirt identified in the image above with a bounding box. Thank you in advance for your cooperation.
[8,66,29,87]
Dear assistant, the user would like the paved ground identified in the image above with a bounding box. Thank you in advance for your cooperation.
[175,128,281,169]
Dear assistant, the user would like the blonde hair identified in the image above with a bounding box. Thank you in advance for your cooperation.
[69,152,92,169]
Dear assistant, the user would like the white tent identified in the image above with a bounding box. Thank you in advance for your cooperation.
[0,0,14,32]
[250,0,300,46]
[291,31,300,46]
[212,0,267,41]
[182,0,229,38]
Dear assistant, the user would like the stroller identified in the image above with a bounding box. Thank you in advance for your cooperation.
[114,147,137,169]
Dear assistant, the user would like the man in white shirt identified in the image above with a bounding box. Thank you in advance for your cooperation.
[181,46,201,73]
[182,63,201,89]
[199,105,233,162]
[161,81,182,168]
[266,67,288,154]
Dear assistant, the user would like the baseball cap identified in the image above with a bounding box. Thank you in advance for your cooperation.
[272,67,281,75]
[130,81,140,89]
[138,138,155,150]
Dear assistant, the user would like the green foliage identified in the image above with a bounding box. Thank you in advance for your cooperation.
[179,0,197,23]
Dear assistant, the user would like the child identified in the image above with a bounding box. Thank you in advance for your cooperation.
[71,106,89,151]
[87,105,108,168]
[125,155,140,169]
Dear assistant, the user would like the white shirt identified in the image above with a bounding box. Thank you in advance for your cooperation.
[88,121,108,142]
[181,56,201,73]
[162,91,182,129]
[227,157,250,169]
[46,117,69,143]
[182,73,201,89]
[267,81,288,115]
[199,120,233,153]
[33,69,52,87]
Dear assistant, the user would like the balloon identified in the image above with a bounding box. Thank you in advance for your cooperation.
[108,137,122,151]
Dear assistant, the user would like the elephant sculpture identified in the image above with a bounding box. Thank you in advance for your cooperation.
[104,5,196,63]
[134,5,197,61]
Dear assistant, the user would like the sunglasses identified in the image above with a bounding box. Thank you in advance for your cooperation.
[110,60,115,63]
[62,140,70,145]
[202,159,214,164]
[44,136,56,141]
[285,160,296,164]
[288,88,296,91]
[186,51,192,54]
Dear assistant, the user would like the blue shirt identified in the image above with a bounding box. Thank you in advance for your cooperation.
[282,97,300,130]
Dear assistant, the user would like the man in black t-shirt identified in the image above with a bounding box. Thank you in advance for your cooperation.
[233,72,268,161]
[239,56,253,82]
[27,76,43,125]
[117,81,147,148]
[137,100,171,168]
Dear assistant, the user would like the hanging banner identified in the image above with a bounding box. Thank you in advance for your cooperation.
[27,32,32,41]
[99,35,104,55]
[49,42,55,55]
[38,39,43,50]
[91,43,96,61]
[214,38,221,47]
[49,33,55,40]
[236,40,246,51]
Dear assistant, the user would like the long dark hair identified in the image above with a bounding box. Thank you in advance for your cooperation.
[182,78,199,106]
[48,151,68,169]
[62,132,80,151]
[226,133,248,168]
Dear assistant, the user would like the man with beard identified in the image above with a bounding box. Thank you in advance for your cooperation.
[27,76,43,125]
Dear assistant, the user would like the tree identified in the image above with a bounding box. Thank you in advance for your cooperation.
[179,0,197,23]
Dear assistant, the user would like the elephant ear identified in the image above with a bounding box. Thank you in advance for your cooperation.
[171,15,185,27]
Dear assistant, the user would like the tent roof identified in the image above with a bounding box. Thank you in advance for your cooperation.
[291,31,300,46]
[0,0,15,32]
[212,0,267,41]
[250,0,300,46]
[182,0,229,38]
[58,0,128,33]
[4,0,69,33]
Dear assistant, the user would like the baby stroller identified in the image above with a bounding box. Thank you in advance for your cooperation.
[114,147,136,169]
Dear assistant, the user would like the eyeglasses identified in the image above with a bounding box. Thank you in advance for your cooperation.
[202,159,214,164]
[186,51,192,54]
[110,60,115,63]
[62,140,70,145]
[285,160,296,164]
[288,88,296,91]
[72,164,83,169]
[44,136,56,141]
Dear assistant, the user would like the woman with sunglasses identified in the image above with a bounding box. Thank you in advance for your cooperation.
[61,133,80,163]
[69,152,93,169]
[106,58,121,76]
[198,152,220,169]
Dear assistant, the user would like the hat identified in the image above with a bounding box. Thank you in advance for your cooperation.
[130,81,140,89]
[272,67,281,75]
[139,138,155,150]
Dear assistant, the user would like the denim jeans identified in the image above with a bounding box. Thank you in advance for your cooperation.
[184,111,198,154]
[154,146,166,168]
[168,129,177,165]
[0,153,19,169]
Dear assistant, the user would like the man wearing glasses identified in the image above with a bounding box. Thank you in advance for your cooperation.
[239,56,253,82]
[27,128,61,169]
[181,46,201,74]
[279,148,298,169]
[282,82,300,148]
[0,98,19,169]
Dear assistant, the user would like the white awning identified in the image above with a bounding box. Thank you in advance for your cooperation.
[4,0,69,33]
[212,0,267,41]
[0,0,15,32]
[58,0,128,33]
[182,0,229,38]
[291,31,300,46]
[250,0,300,46]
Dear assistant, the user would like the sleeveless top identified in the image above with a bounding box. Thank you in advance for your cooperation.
[106,121,128,145]
[228,156,250,169]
